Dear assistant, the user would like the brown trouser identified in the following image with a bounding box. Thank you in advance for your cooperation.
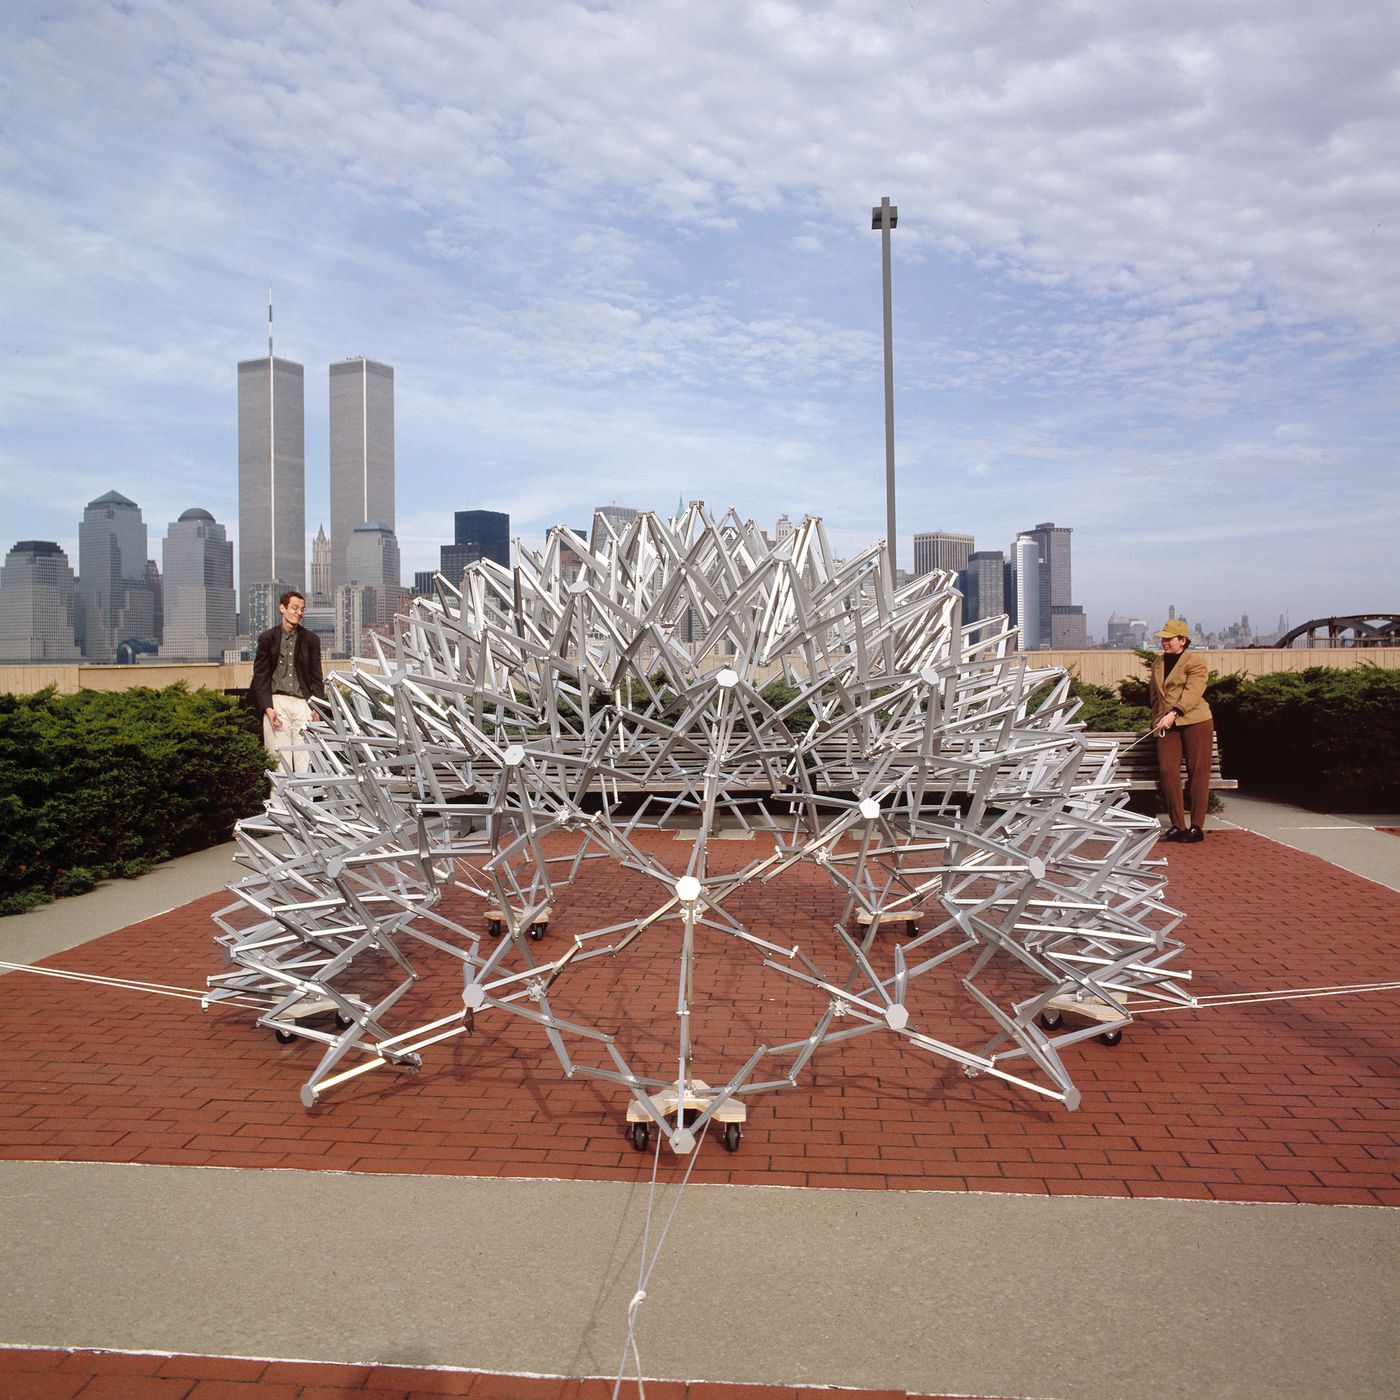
[1155,719,1213,830]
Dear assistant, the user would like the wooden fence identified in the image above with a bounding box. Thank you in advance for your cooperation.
[1,647,1397,698]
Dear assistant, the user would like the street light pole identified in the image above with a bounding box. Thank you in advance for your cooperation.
[872,196,898,576]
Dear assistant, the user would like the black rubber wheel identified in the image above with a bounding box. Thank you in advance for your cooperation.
[1099,1028,1123,1046]
[275,1027,295,1044]
[335,1012,353,1029]
[1039,1009,1062,1030]
[723,1122,741,1153]
[529,924,546,941]
[487,921,503,939]
[630,1122,649,1152]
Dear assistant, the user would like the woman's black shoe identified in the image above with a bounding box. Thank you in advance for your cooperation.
[1182,826,1204,843]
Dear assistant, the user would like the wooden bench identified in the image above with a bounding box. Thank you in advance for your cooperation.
[1083,730,1236,794]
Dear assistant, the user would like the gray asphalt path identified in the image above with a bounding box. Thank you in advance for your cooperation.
[2,1161,1397,1400]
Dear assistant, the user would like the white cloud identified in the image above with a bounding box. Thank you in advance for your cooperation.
[1,0,1396,636]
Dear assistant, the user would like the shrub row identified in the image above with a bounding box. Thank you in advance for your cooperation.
[1208,666,1400,811]
[0,684,269,915]
[1068,661,1399,811]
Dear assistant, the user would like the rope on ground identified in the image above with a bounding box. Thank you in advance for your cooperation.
[1129,979,1400,1014]
[0,960,265,1010]
[613,1116,709,1400]
[6,960,1397,1021]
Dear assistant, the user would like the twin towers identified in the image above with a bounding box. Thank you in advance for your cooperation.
[235,353,395,632]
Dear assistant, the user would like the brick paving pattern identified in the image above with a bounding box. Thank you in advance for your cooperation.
[0,1348,974,1399]
[0,831,1396,1206]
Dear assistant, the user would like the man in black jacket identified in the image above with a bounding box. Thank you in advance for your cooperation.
[250,591,325,773]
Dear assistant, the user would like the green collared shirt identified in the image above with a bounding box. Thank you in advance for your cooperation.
[272,627,306,698]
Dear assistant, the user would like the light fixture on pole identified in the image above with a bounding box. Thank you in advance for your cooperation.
[871,196,898,576]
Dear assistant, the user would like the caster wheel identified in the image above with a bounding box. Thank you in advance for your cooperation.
[1099,1028,1123,1046]
[487,922,503,939]
[529,924,545,941]
[630,1122,650,1152]
[275,1027,295,1044]
[1039,1008,1062,1030]
[335,1012,353,1029]
[723,1122,741,1153]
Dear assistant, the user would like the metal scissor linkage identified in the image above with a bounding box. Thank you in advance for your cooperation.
[212,506,1195,1149]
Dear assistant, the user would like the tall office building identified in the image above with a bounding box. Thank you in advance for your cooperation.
[912,530,975,577]
[1011,534,1041,650]
[964,549,1006,624]
[0,540,80,660]
[440,509,510,583]
[1106,615,1148,648]
[1024,521,1086,648]
[334,584,377,657]
[343,523,408,632]
[310,523,331,605]
[76,490,156,661]
[158,509,235,662]
[243,582,284,640]
[144,558,164,647]
[591,505,639,551]
[238,353,305,625]
[329,357,394,592]
[349,526,398,590]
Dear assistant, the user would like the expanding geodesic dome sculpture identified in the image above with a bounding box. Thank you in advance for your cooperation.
[209,504,1193,1151]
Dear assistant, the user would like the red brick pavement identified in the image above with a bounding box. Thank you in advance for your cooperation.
[0,830,1396,1205]
[0,1348,975,1399]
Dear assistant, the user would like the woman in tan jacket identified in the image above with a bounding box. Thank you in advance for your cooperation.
[1150,619,1214,842]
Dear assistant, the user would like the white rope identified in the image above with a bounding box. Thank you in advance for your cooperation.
[1195,978,1400,1000]
[9,957,1396,1025]
[0,960,265,1009]
[612,1116,709,1400]
[1129,979,1400,1014]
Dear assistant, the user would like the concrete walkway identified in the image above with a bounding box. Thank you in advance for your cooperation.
[1215,793,1400,891]
[0,841,240,972]
[2,802,1397,1399]
[3,1160,1396,1400]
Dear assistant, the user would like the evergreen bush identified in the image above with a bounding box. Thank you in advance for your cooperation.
[0,684,269,915]
[1209,665,1400,810]
[1071,658,1397,811]
[1065,678,1150,732]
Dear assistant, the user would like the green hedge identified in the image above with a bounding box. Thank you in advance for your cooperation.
[1069,657,1399,811]
[1064,678,1150,732]
[0,684,269,915]
[1208,666,1400,810]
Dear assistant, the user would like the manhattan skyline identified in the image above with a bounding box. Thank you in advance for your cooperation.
[2,1,1396,635]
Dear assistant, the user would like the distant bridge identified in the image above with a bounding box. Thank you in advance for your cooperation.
[1275,614,1400,648]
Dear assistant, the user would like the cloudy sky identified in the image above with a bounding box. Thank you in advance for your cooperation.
[3,0,1397,637]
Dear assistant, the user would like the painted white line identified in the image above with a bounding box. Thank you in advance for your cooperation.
[1276,825,1374,831]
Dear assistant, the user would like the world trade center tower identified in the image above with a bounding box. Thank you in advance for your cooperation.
[329,357,395,593]
[237,354,305,629]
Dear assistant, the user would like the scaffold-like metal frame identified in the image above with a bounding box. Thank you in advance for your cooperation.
[209,505,1193,1151]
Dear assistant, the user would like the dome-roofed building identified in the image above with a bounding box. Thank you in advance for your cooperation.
[0,539,80,661]
[159,508,235,662]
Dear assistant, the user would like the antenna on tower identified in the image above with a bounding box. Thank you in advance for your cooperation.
[267,287,274,358]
